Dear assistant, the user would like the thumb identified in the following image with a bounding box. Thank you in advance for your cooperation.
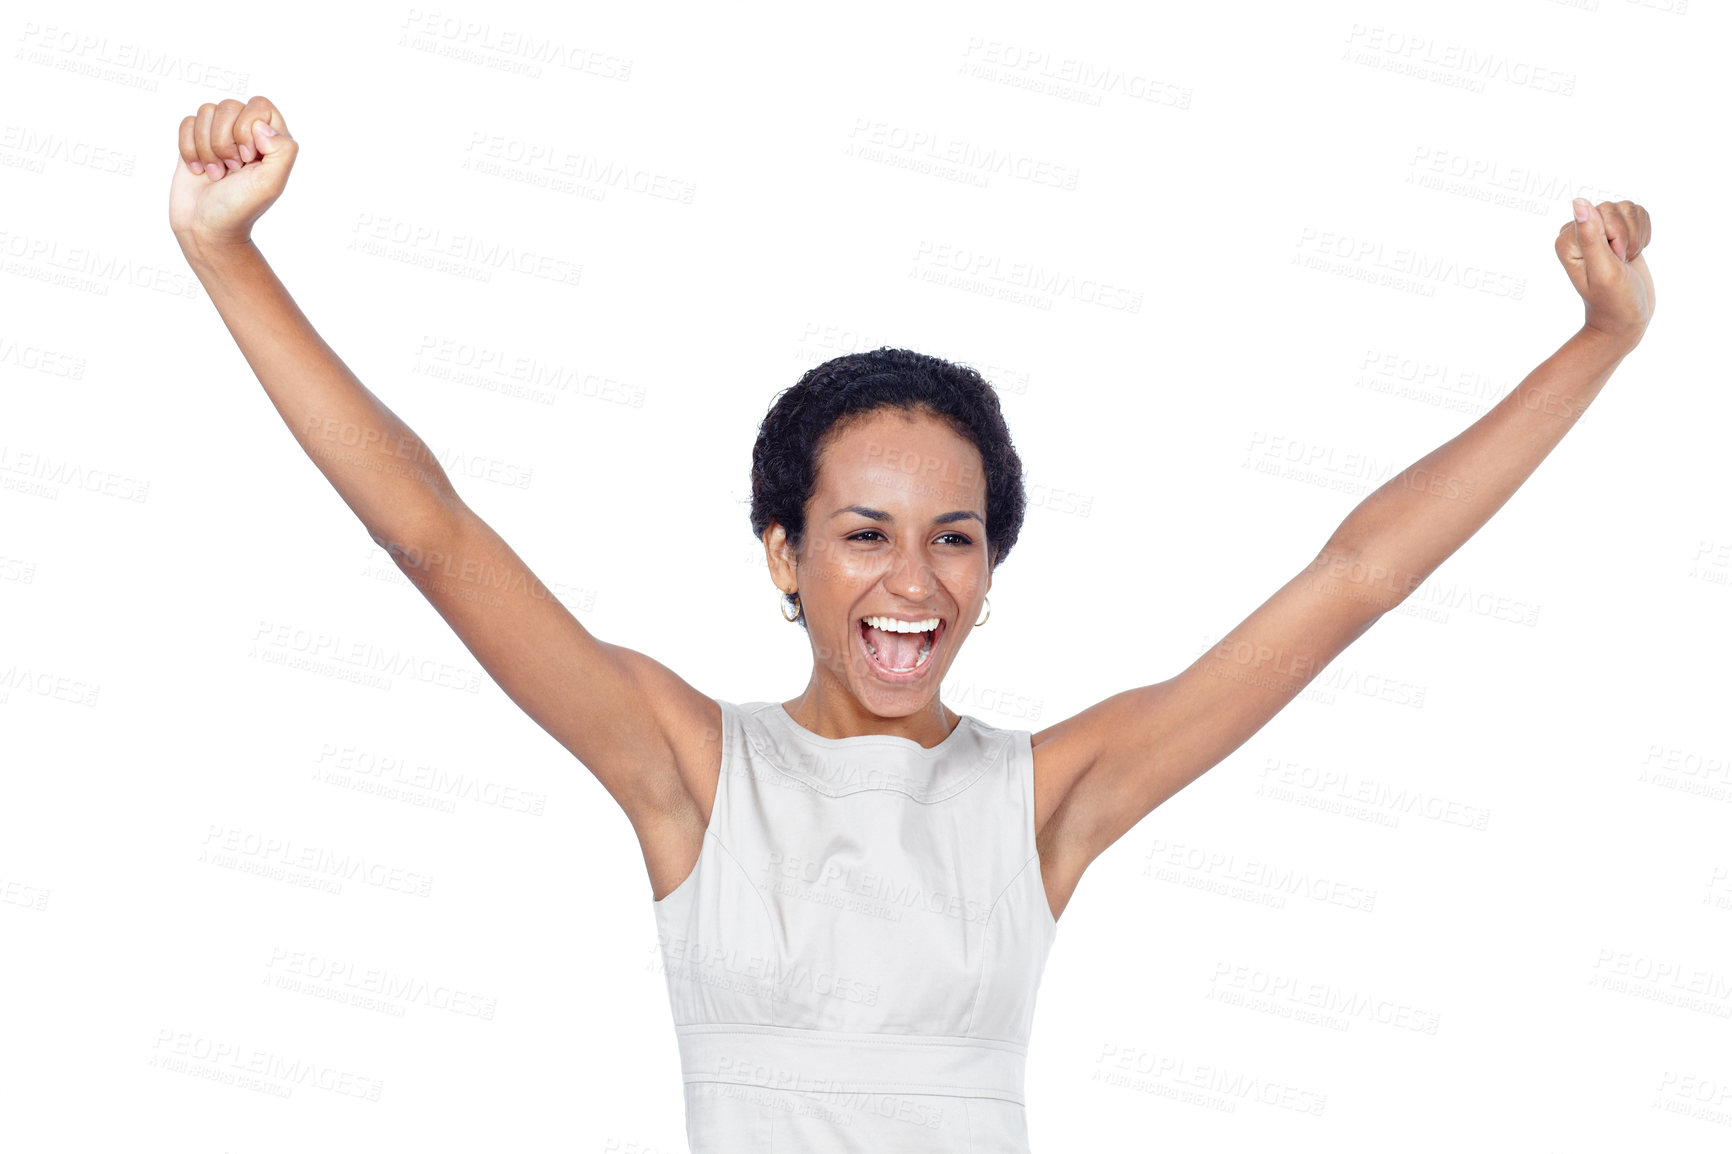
[1570,198,1620,285]
[250,116,293,159]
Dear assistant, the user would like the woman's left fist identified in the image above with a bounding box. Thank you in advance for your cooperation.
[1556,199,1653,350]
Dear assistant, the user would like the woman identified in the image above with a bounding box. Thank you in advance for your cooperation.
[170,96,1654,1151]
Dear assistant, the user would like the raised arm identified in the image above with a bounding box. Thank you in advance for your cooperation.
[1323,200,1653,606]
[170,97,721,897]
[1032,200,1655,916]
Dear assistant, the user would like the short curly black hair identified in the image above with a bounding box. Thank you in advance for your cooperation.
[750,346,1026,627]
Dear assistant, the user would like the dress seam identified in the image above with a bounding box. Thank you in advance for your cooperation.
[744,701,1004,801]
[706,703,779,982]
[965,745,1044,1034]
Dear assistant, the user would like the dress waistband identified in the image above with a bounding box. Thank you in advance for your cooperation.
[674,1024,1029,1104]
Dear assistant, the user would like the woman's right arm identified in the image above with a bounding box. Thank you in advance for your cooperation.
[171,98,720,892]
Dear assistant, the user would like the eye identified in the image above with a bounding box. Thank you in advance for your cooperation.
[847,530,975,546]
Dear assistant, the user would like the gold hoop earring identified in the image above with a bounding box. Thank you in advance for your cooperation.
[780,590,801,622]
[975,596,991,627]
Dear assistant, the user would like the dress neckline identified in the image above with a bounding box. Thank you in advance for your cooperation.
[771,701,968,754]
[745,701,1001,800]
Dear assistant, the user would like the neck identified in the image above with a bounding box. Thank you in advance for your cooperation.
[784,669,957,748]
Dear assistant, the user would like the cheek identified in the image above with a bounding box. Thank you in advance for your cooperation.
[821,621,862,667]
[937,558,986,593]
[809,545,877,583]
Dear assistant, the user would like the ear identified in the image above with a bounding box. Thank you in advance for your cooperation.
[763,522,798,592]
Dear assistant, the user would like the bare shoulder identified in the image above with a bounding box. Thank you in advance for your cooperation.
[1029,711,1101,837]
[1028,699,1145,922]
[608,647,725,902]
[611,646,725,825]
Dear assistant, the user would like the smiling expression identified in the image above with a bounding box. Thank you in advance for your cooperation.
[764,406,992,720]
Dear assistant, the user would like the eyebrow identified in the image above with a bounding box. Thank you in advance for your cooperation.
[829,505,984,526]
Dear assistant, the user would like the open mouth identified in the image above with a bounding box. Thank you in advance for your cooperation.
[857,614,943,681]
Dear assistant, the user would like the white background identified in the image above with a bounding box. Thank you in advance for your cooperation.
[3,0,1728,1150]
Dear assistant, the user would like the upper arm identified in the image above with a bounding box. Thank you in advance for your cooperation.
[1034,545,1386,871]
[377,501,721,828]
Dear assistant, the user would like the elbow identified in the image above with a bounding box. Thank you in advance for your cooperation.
[1308,543,1417,619]
[369,499,466,572]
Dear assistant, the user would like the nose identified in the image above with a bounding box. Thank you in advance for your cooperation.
[886,547,935,600]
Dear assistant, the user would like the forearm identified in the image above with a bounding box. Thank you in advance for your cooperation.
[178,234,462,545]
[1324,324,1636,608]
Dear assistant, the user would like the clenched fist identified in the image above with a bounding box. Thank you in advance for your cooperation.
[169,95,297,251]
[1557,198,1654,350]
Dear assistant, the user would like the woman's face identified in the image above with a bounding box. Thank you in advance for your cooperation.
[766,407,992,717]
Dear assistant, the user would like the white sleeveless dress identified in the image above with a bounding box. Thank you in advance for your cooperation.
[652,699,1059,1152]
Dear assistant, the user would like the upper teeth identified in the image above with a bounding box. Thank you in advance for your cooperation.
[863,615,939,633]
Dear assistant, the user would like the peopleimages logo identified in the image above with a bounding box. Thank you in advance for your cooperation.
[910,241,1144,313]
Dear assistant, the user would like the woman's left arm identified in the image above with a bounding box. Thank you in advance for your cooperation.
[1035,200,1654,899]
[1317,198,1653,612]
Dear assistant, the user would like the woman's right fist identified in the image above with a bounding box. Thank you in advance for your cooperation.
[169,96,297,251]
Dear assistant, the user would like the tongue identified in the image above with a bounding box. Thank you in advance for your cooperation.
[865,624,925,670]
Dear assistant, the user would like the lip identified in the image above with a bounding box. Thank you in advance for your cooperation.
[857,616,945,684]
